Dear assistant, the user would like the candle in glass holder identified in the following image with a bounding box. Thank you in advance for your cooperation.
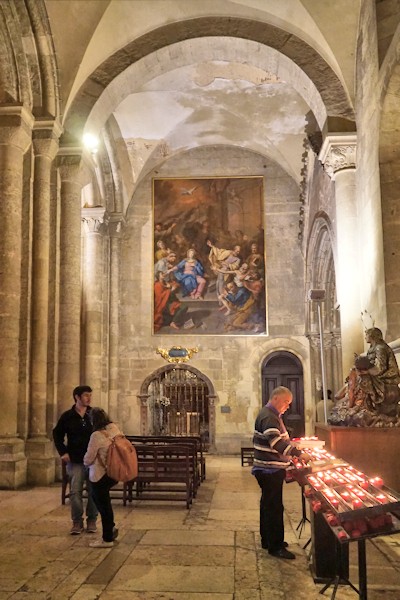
[370,477,383,488]
[352,498,363,509]
[376,494,388,504]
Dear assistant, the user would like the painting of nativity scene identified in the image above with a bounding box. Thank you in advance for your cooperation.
[153,177,267,336]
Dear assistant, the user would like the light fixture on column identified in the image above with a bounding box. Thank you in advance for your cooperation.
[83,133,99,154]
[308,289,328,424]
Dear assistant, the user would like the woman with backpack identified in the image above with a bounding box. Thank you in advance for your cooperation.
[83,407,121,548]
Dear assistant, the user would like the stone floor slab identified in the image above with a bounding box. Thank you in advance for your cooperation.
[0,456,398,600]
[107,565,234,593]
[140,529,234,546]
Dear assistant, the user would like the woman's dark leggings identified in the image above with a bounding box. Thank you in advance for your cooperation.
[91,474,117,542]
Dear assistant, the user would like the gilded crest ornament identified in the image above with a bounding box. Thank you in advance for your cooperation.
[156,346,198,363]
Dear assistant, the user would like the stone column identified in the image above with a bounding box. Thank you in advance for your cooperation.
[0,106,34,488]
[108,215,124,422]
[57,150,85,415]
[319,134,364,375]
[81,207,109,404]
[25,119,62,484]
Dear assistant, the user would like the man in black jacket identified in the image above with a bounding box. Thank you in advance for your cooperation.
[53,385,98,535]
[252,386,311,559]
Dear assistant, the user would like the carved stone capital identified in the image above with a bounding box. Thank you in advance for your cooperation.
[81,207,108,234]
[32,119,63,160]
[57,148,84,182]
[57,146,91,188]
[318,133,357,179]
[0,105,34,151]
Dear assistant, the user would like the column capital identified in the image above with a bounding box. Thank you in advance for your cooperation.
[82,206,109,233]
[0,104,34,151]
[318,133,357,179]
[32,118,63,159]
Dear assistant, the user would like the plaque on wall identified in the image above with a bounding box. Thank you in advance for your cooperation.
[156,346,198,364]
[153,176,267,336]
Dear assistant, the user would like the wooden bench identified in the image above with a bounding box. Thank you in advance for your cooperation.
[61,434,205,507]
[123,444,194,509]
[241,446,254,466]
[126,434,205,491]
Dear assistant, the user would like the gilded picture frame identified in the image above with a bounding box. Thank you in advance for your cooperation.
[153,176,267,336]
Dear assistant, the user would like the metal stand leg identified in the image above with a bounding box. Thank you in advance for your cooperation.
[319,542,359,599]
[358,539,368,600]
[296,485,311,545]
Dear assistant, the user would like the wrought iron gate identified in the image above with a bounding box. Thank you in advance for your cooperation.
[147,367,209,441]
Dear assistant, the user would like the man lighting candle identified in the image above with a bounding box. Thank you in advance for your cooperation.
[252,386,311,559]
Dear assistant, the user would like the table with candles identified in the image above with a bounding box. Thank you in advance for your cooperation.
[288,438,400,600]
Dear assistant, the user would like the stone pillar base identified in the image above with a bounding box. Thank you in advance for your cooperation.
[25,437,56,485]
[0,437,27,489]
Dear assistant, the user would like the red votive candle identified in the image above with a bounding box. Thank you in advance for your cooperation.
[375,494,388,503]
[370,477,383,488]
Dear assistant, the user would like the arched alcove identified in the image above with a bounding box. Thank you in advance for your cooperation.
[306,214,342,400]
[138,364,216,450]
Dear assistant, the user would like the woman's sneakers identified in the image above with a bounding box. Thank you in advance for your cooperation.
[89,539,114,548]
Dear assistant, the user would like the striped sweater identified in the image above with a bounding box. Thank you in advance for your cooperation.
[253,404,302,471]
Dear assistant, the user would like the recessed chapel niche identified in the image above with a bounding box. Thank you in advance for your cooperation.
[138,364,217,450]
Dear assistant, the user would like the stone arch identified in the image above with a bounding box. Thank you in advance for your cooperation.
[0,1,31,105]
[305,213,342,401]
[0,0,59,116]
[306,213,338,332]
[84,36,327,133]
[64,16,353,142]
[138,363,217,450]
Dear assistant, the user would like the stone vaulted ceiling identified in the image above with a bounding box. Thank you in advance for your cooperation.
[44,0,359,201]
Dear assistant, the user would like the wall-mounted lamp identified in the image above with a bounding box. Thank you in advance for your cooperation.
[308,289,328,424]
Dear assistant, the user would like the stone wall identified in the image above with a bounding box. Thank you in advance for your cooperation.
[116,145,313,451]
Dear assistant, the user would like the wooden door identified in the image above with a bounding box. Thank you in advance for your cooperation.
[262,352,305,437]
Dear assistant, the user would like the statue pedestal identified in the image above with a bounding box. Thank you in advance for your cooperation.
[315,424,400,493]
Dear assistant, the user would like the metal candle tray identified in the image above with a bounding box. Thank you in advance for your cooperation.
[306,470,400,522]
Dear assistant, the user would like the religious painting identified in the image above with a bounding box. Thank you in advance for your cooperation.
[153,176,267,336]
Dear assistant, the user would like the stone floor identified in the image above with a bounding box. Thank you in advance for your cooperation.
[0,455,399,600]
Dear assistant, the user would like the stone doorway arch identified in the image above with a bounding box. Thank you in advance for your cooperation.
[137,364,216,450]
[261,351,305,437]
